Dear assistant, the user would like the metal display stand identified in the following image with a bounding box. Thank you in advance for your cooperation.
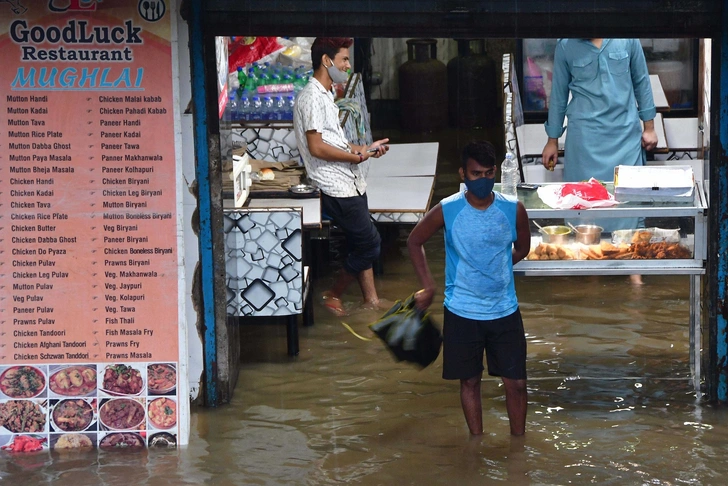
[513,182,708,393]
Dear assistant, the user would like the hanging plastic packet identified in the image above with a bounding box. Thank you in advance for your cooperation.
[368,294,443,368]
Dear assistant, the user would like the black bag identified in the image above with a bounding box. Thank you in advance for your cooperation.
[369,294,443,368]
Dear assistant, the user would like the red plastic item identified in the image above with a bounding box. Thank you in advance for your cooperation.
[228,37,282,74]
[559,178,610,202]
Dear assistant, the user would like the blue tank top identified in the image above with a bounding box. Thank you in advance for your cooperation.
[441,191,519,320]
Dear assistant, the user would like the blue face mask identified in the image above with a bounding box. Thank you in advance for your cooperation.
[464,176,495,199]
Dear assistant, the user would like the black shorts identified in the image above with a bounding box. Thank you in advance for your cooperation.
[442,307,527,381]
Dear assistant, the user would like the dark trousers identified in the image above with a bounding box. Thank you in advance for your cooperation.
[321,193,381,275]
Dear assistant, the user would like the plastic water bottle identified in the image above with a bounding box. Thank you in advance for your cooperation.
[262,96,274,120]
[239,96,251,121]
[500,152,519,197]
[285,95,295,121]
[224,94,239,122]
[274,96,286,121]
[250,96,262,121]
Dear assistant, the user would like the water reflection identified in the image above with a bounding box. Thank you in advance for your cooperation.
[1,271,725,486]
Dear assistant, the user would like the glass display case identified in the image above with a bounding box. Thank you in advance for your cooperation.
[512,181,707,392]
[514,182,707,276]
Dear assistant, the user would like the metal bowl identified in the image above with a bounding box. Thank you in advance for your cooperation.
[540,225,572,244]
[574,225,604,245]
[289,184,316,194]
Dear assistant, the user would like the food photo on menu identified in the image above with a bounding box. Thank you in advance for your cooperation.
[98,397,146,432]
[0,365,48,399]
[50,433,95,451]
[0,399,49,451]
[1,434,49,453]
[148,397,177,430]
[147,363,177,396]
[47,364,97,397]
[100,364,145,396]
[49,398,97,433]
[0,361,179,453]
[97,432,147,450]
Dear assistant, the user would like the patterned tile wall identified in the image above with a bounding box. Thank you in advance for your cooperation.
[224,209,304,317]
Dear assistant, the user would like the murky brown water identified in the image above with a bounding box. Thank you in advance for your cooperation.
[4,129,727,484]
[4,238,727,485]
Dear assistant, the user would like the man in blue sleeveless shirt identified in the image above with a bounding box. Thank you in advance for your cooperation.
[407,141,531,436]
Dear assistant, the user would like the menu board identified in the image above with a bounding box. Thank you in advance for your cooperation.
[0,0,180,451]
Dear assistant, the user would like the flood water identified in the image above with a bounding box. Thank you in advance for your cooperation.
[4,269,725,485]
[3,131,728,485]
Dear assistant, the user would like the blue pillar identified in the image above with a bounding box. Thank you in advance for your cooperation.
[717,0,728,401]
[189,0,218,406]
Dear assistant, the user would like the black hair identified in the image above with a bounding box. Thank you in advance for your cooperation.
[461,140,496,170]
[311,38,353,71]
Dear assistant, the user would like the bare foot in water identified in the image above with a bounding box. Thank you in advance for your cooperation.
[630,274,643,285]
[321,291,348,317]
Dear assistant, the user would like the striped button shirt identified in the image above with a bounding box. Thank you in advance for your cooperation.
[293,77,366,198]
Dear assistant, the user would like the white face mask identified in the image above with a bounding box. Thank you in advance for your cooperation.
[326,58,349,84]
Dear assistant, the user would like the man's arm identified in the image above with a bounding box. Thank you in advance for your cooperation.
[512,202,531,265]
[407,204,445,311]
[629,40,658,151]
[542,41,570,169]
[306,130,366,164]
[306,131,390,164]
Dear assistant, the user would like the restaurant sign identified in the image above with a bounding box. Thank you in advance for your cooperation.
[0,0,183,451]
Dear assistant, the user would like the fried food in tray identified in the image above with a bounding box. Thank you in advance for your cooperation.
[0,400,46,433]
[579,241,692,260]
[0,366,46,398]
[49,366,96,397]
[526,243,576,261]
[630,242,693,259]
[580,242,631,260]
[528,239,692,261]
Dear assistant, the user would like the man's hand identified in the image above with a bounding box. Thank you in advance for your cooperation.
[541,138,559,171]
[641,127,658,151]
[414,287,435,311]
[366,138,390,158]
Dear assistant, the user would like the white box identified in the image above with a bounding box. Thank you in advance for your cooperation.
[614,165,694,202]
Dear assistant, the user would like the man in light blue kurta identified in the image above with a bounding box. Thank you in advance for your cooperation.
[542,39,657,183]
[541,39,657,237]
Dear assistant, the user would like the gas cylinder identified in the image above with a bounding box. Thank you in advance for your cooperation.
[398,39,448,132]
[447,39,497,128]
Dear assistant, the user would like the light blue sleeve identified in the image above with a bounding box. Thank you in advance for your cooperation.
[544,40,570,139]
[629,39,657,121]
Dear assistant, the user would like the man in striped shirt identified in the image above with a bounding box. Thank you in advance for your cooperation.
[294,37,390,316]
